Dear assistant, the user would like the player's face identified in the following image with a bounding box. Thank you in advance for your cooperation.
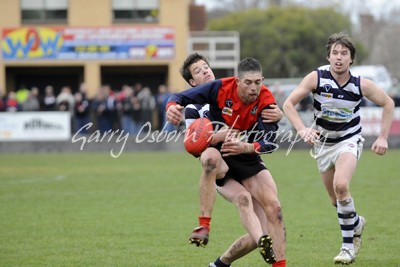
[328,44,353,75]
[236,72,264,104]
[189,60,215,86]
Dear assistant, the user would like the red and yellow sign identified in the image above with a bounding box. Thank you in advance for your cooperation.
[2,27,63,59]
[2,26,175,60]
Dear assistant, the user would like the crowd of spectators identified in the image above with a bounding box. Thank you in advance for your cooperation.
[0,82,178,135]
[1,80,399,136]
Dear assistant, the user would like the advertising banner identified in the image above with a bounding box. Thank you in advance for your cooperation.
[278,107,400,137]
[360,107,400,136]
[2,26,175,60]
[0,112,71,141]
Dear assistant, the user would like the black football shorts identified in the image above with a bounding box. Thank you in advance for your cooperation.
[216,153,267,186]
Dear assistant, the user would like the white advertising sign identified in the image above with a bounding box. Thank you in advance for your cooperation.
[0,112,71,141]
[360,107,400,136]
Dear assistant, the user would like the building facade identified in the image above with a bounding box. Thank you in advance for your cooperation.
[0,0,190,97]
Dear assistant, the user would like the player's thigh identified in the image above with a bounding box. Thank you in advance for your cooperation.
[334,152,358,187]
[332,135,363,186]
[242,170,278,204]
[217,179,250,204]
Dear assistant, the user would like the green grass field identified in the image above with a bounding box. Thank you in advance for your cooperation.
[0,149,399,267]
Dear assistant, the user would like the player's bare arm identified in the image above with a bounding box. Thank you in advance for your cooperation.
[211,126,239,145]
[261,104,284,123]
[283,71,320,144]
[360,78,395,155]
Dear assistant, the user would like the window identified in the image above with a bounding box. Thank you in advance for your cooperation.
[21,0,68,24]
[112,0,159,23]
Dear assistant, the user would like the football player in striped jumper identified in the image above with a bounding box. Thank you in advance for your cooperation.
[283,32,394,264]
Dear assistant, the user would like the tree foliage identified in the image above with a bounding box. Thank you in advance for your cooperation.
[208,6,366,78]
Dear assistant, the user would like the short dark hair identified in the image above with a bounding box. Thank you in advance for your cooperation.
[326,32,356,64]
[237,57,262,78]
[180,53,210,84]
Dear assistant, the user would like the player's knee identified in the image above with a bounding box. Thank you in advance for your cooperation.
[216,165,228,179]
[334,182,348,197]
[202,157,217,175]
[268,200,283,222]
[236,191,252,209]
[201,148,223,175]
[201,153,220,174]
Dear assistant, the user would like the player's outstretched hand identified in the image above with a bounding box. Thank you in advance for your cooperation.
[166,104,184,125]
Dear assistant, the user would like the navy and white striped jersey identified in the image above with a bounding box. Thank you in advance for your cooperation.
[184,104,210,128]
[313,65,363,143]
